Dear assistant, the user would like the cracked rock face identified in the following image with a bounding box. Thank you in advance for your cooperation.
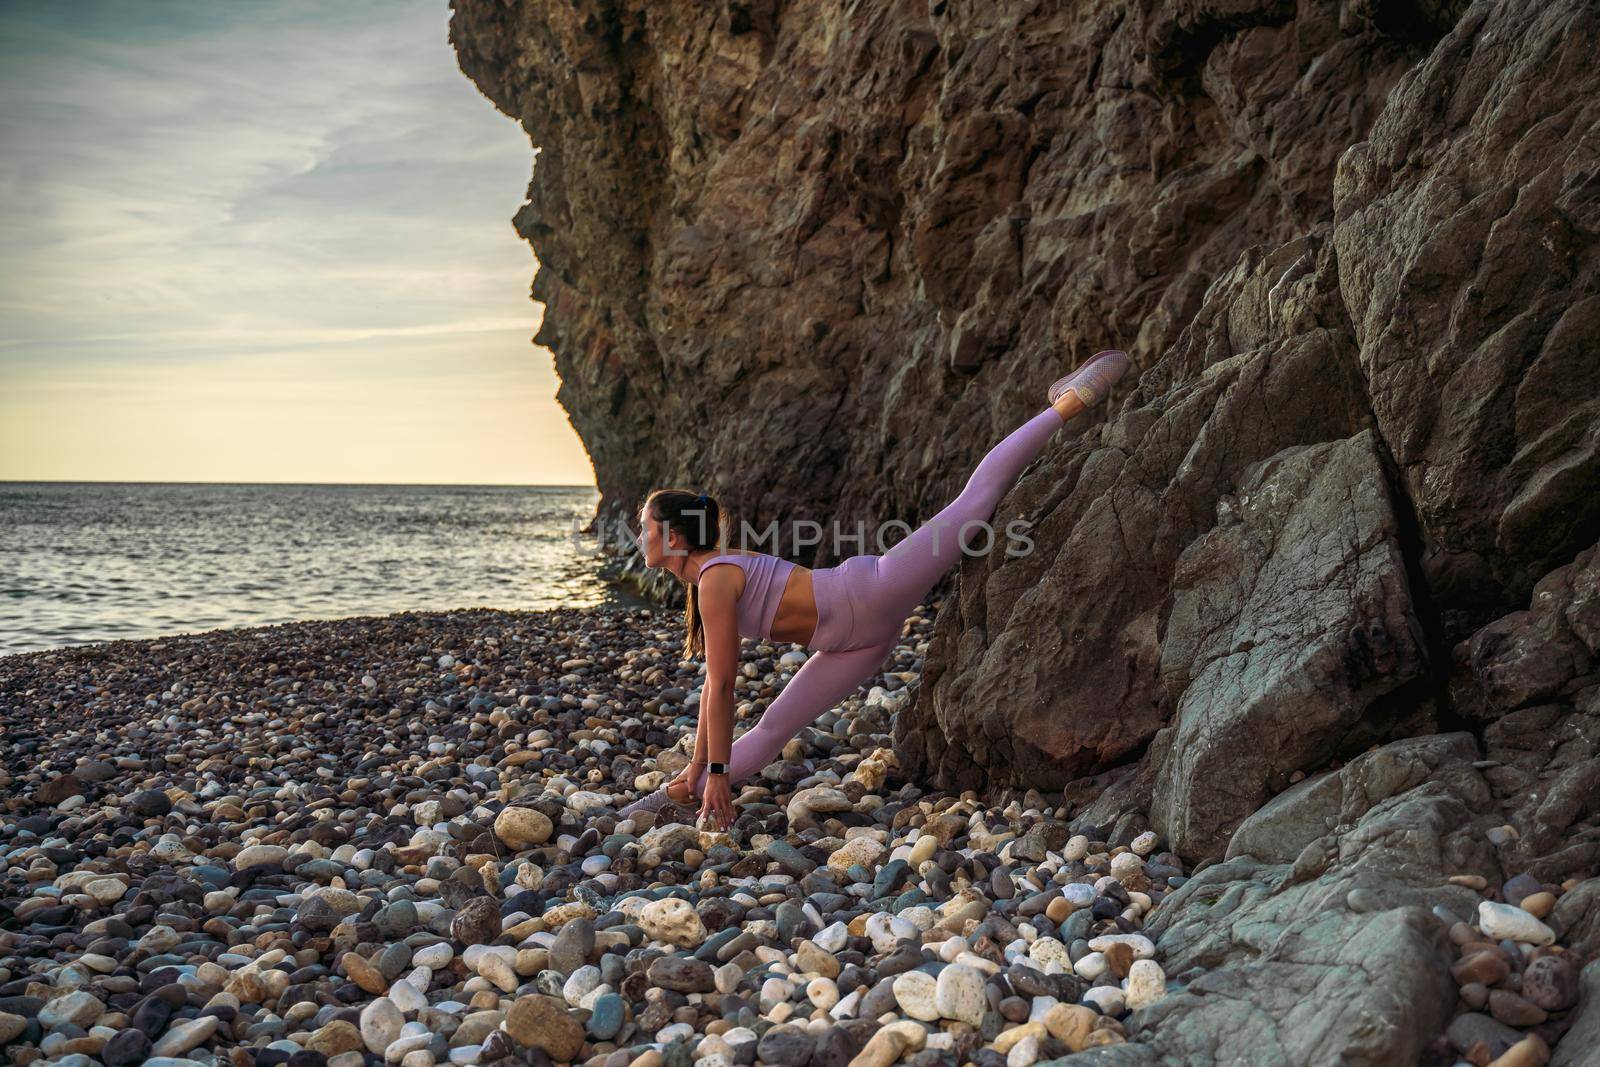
[897,232,1380,793]
[448,0,1441,558]
[898,0,1599,805]
[452,0,1600,1061]
[1465,541,1600,885]
[1332,0,1600,635]
[452,0,1600,851]
[1149,429,1431,859]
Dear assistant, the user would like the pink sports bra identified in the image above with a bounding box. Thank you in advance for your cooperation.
[698,551,798,640]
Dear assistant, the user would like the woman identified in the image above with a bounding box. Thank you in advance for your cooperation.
[622,350,1132,830]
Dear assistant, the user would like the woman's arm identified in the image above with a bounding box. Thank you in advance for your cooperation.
[675,707,708,796]
[690,703,710,764]
[695,568,743,828]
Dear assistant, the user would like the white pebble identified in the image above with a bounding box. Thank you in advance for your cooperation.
[1109,853,1144,882]
[1087,933,1156,959]
[759,977,794,1009]
[865,912,917,953]
[1082,986,1125,1015]
[714,962,743,994]
[1124,958,1166,1010]
[1073,952,1107,980]
[813,922,849,952]
[934,963,986,1026]
[1028,937,1068,968]
[657,1021,695,1043]
[386,1028,433,1062]
[953,951,1001,975]
[807,977,839,1010]
[361,998,406,1055]
[388,978,427,1014]
[1477,901,1555,946]
[413,943,453,969]
[1007,1034,1041,1067]
[563,966,601,1006]
[892,971,939,1021]
[1061,883,1095,908]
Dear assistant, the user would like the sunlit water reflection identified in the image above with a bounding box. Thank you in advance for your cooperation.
[0,483,647,655]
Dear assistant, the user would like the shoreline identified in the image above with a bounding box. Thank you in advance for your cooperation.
[0,606,638,668]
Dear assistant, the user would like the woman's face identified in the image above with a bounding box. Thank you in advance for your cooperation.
[637,503,680,569]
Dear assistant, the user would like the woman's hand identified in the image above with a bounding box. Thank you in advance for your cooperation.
[698,773,736,832]
[666,760,704,804]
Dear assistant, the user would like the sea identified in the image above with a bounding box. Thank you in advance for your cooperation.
[0,482,651,657]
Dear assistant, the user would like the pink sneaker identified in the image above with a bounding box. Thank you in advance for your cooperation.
[1048,350,1131,410]
[618,786,697,825]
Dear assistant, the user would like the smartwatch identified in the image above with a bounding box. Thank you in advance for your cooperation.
[707,762,728,775]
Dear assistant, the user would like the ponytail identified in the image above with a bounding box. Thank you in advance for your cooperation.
[642,488,724,658]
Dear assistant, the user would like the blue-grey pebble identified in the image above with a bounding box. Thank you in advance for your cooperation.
[588,993,625,1041]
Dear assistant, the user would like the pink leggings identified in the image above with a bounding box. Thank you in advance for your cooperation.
[685,404,1068,796]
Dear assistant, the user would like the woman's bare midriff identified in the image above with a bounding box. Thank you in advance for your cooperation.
[772,565,817,646]
[707,551,818,646]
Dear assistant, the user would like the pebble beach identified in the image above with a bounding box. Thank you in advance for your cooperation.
[0,602,1194,1067]
[0,604,1587,1067]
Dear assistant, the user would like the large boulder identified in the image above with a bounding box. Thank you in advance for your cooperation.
[1150,429,1430,858]
[1123,734,1499,1066]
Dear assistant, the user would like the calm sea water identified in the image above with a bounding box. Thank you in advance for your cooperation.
[0,482,649,656]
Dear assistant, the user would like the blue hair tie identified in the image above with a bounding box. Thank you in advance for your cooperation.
[696,493,709,507]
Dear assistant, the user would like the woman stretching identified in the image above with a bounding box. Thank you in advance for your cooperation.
[620,350,1131,830]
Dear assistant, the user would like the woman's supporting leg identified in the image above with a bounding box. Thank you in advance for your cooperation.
[686,638,899,795]
[874,404,1065,609]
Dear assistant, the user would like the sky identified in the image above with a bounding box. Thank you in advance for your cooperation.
[0,0,595,485]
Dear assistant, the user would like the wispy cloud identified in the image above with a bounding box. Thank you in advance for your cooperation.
[0,0,583,484]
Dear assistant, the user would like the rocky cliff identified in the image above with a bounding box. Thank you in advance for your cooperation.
[453,0,1599,1060]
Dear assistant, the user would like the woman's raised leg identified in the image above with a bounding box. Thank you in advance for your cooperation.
[873,404,1066,609]
[685,637,899,795]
